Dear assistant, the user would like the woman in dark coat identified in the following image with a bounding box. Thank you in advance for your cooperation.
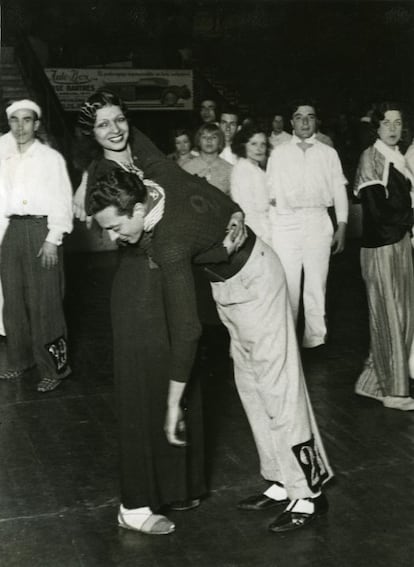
[74,90,244,534]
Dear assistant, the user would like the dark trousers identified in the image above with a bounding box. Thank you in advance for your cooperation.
[0,217,70,379]
[111,249,206,510]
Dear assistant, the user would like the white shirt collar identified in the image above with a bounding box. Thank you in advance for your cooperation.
[291,133,317,145]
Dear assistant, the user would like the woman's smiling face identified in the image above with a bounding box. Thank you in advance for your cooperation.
[93,105,130,152]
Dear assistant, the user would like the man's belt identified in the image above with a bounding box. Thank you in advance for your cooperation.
[9,215,47,220]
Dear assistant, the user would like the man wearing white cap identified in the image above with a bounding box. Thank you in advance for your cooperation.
[0,99,73,391]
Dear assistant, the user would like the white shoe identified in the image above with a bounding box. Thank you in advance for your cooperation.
[118,505,175,535]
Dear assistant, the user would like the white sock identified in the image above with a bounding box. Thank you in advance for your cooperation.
[264,483,288,501]
[287,498,318,514]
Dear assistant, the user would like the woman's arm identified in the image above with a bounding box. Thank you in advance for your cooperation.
[73,170,89,221]
[360,184,395,223]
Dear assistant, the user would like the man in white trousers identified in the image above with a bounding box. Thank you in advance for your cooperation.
[267,100,348,348]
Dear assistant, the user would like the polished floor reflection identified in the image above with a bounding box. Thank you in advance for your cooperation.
[0,242,413,567]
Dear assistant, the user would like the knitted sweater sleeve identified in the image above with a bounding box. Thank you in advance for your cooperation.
[158,245,202,383]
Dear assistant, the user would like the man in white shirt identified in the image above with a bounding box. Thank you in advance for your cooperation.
[268,113,292,149]
[219,107,239,165]
[267,100,348,348]
[0,99,73,391]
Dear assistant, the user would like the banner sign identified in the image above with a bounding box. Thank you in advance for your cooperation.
[45,68,193,111]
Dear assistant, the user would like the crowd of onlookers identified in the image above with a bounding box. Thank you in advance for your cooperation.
[167,98,414,191]
[168,96,414,412]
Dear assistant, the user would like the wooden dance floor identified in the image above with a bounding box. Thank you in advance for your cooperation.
[0,241,412,567]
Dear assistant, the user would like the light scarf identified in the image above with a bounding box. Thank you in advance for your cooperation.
[354,139,414,197]
[114,161,165,232]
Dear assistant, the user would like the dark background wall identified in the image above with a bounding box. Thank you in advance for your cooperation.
[2,0,414,148]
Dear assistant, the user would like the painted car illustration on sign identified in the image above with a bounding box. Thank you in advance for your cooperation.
[104,78,191,108]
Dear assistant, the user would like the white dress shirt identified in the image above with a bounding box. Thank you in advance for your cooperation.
[266,134,348,223]
[0,132,18,160]
[0,139,73,244]
[230,158,271,244]
[219,145,238,165]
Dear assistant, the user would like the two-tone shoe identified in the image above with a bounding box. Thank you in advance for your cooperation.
[268,493,328,533]
[237,493,289,511]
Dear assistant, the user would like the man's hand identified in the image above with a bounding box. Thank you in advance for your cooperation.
[331,222,347,255]
[223,230,239,256]
[73,172,93,228]
[37,242,58,269]
[164,379,187,446]
[224,211,247,255]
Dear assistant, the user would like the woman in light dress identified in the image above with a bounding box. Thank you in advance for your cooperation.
[230,124,272,246]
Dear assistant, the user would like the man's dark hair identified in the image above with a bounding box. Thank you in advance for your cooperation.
[219,106,240,121]
[87,168,147,216]
[289,99,320,119]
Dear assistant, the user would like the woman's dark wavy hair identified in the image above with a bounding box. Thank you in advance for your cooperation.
[231,123,268,158]
[371,101,404,131]
[73,89,131,171]
[87,168,147,217]
[77,89,129,134]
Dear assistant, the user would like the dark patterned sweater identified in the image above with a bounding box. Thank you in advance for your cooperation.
[86,128,255,383]
[359,165,413,248]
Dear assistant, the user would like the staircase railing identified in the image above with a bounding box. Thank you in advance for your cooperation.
[13,35,76,179]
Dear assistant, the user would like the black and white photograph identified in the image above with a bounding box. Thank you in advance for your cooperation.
[0,1,413,565]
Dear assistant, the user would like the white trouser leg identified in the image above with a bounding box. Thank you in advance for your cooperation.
[302,211,332,347]
[211,238,333,499]
[232,355,283,481]
[302,211,333,347]
[271,212,303,323]
[271,209,333,347]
